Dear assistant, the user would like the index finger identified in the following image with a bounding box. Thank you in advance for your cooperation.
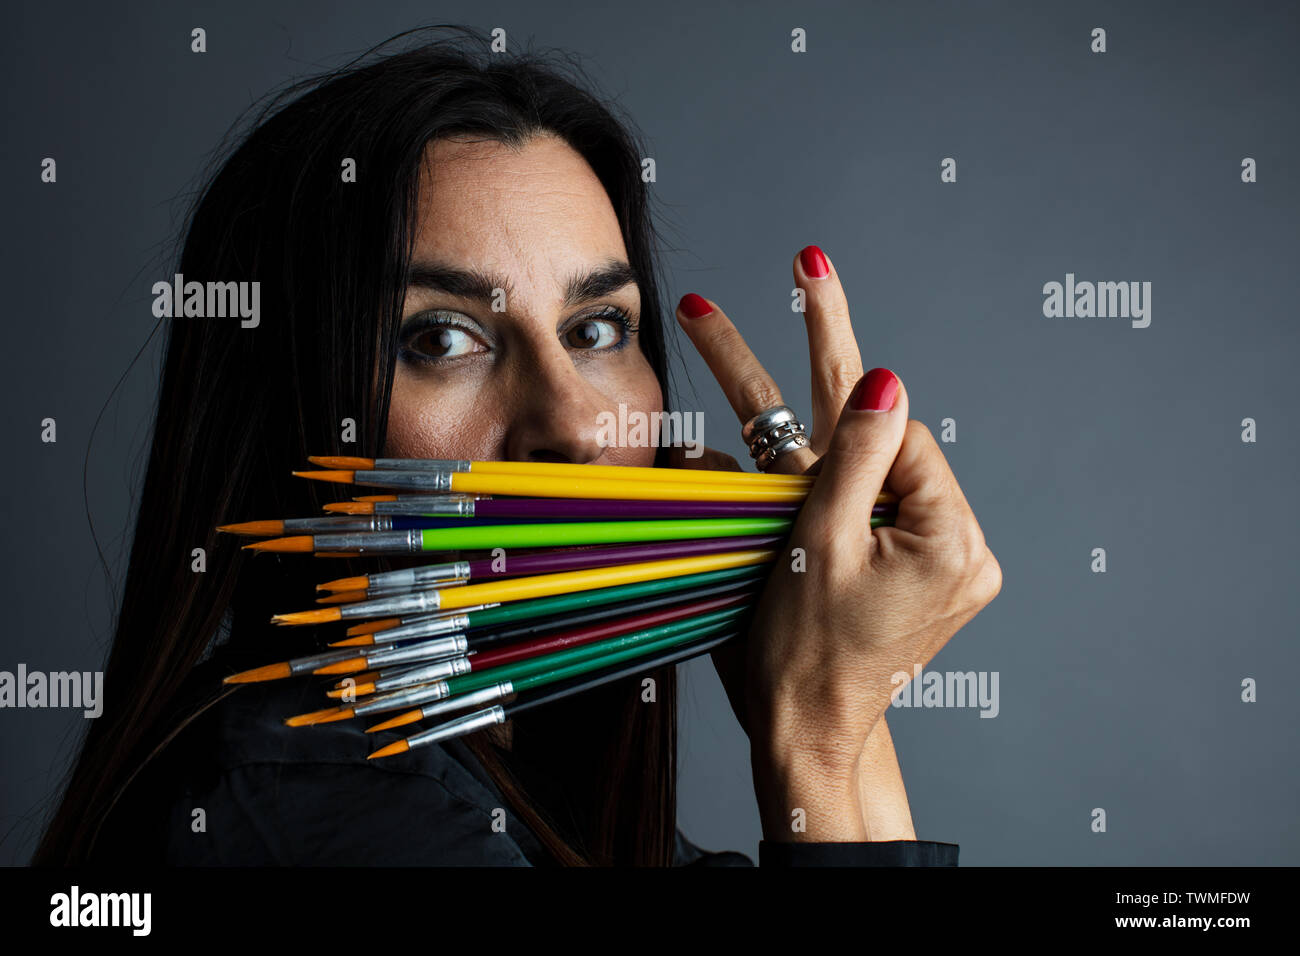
[674,293,818,475]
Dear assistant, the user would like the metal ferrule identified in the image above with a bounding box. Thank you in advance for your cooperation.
[373,458,471,472]
[353,470,454,492]
[307,530,423,554]
[362,577,469,601]
[361,560,471,593]
[352,679,450,717]
[372,656,473,692]
[366,635,469,668]
[409,560,473,588]
[367,612,471,646]
[417,682,513,721]
[406,706,507,750]
[366,605,495,640]
[283,517,382,533]
[338,589,444,620]
[373,497,477,517]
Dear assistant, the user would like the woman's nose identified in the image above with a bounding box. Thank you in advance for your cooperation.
[502,348,611,464]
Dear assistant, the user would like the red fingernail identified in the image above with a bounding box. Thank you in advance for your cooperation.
[678,293,713,319]
[799,245,830,279]
[850,368,899,411]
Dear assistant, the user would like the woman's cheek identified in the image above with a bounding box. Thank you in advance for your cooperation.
[589,357,664,469]
[384,371,506,460]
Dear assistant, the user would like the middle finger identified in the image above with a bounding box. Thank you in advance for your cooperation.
[794,245,864,452]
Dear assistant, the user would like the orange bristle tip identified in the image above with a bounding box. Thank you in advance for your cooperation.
[318,589,367,604]
[271,608,341,626]
[366,710,422,733]
[312,659,366,676]
[367,740,411,759]
[318,576,370,592]
[242,536,314,553]
[292,470,355,484]
[328,635,373,647]
[216,520,284,536]
[308,456,373,469]
[348,618,400,635]
[284,706,354,727]
[316,591,365,605]
[223,661,292,683]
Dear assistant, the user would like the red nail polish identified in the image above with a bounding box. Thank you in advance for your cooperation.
[799,245,830,279]
[678,293,713,319]
[851,368,899,411]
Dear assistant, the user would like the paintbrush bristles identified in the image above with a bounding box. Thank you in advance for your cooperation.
[243,536,314,553]
[347,619,400,635]
[308,456,373,470]
[366,710,423,733]
[293,470,355,484]
[367,740,410,760]
[217,519,285,535]
[272,608,340,626]
[317,575,369,592]
[316,591,366,605]
[284,706,354,727]
[312,658,368,676]
[223,662,292,683]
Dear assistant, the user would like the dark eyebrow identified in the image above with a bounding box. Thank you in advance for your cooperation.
[405,258,637,309]
[405,261,516,305]
[559,259,639,307]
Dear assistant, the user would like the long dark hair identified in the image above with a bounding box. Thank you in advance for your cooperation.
[33,24,683,866]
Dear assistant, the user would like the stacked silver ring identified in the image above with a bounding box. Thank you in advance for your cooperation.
[741,405,809,472]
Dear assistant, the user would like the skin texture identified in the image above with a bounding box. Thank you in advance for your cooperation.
[384,132,1003,846]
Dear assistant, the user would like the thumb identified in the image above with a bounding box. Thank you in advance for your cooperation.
[803,367,909,533]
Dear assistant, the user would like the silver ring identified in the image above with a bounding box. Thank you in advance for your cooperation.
[742,405,809,472]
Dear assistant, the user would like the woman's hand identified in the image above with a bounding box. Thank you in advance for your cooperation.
[672,246,1002,842]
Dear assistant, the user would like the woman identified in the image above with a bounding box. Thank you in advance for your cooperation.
[33,26,1000,866]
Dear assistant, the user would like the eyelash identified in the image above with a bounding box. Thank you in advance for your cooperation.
[398,306,640,366]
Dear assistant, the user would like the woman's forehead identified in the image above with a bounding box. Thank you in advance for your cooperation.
[411,134,629,297]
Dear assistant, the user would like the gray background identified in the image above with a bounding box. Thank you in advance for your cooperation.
[3,0,1297,865]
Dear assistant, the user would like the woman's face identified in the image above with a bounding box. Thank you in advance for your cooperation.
[384,133,663,467]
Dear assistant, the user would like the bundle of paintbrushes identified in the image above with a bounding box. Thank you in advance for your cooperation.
[217,456,898,759]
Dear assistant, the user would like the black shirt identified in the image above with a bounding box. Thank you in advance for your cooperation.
[91,660,958,867]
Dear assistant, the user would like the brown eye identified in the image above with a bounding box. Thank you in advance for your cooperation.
[410,325,480,359]
[564,318,620,350]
